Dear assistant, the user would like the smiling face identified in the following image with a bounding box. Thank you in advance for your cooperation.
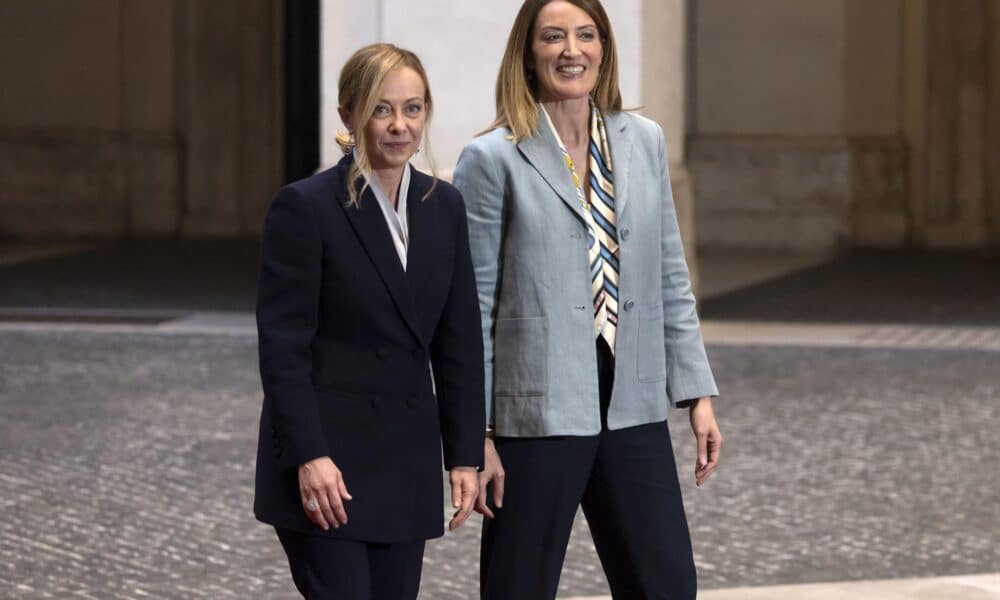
[340,66,427,172]
[529,0,603,103]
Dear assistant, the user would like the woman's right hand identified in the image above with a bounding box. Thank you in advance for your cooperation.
[474,438,505,519]
[298,457,353,530]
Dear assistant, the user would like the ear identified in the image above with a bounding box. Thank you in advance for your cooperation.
[338,106,353,132]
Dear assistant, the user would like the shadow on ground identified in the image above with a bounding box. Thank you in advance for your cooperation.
[0,240,260,313]
[701,250,1000,326]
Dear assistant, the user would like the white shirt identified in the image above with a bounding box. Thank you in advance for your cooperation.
[356,152,411,271]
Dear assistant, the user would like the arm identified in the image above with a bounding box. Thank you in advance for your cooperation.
[258,186,354,528]
[656,126,719,407]
[429,192,486,472]
[430,192,486,532]
[655,128,724,485]
[452,141,505,427]
[452,140,507,518]
[256,186,329,470]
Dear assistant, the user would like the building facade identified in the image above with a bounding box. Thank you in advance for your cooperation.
[1,0,997,255]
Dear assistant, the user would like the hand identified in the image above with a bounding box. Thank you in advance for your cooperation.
[298,457,353,530]
[448,466,479,531]
[689,397,723,487]
[474,438,505,519]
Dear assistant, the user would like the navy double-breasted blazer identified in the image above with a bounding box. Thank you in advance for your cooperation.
[253,154,485,543]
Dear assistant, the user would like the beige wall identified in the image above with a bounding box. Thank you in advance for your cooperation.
[694,0,845,136]
[691,0,910,250]
[0,0,280,239]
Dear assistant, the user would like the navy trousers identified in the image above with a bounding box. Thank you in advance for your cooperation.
[480,338,697,599]
[276,528,425,599]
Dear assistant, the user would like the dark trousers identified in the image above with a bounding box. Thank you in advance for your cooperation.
[275,528,425,599]
[480,338,696,599]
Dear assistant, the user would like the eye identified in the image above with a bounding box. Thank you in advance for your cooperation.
[405,103,423,115]
[542,31,564,42]
[579,30,597,41]
[373,104,391,117]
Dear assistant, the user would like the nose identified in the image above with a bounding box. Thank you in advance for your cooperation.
[388,110,405,133]
[563,36,581,58]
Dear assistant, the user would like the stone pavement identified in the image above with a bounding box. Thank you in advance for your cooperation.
[1,325,997,598]
[568,573,1000,600]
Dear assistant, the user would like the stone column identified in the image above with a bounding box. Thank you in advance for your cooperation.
[909,0,991,247]
[641,0,699,287]
[176,0,281,236]
[989,1,1000,243]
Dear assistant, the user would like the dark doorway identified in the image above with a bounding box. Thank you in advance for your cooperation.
[283,0,320,183]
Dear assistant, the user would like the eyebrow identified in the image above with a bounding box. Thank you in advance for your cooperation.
[538,24,597,32]
[376,97,424,104]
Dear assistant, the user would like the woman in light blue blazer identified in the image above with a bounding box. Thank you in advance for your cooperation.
[452,1,724,598]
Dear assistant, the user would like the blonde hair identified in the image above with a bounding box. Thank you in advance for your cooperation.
[336,43,438,207]
[487,0,623,141]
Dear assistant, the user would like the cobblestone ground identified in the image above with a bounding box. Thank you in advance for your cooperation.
[1,329,998,598]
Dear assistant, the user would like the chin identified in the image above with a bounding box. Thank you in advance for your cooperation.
[372,150,412,168]
[542,81,597,102]
[547,89,594,102]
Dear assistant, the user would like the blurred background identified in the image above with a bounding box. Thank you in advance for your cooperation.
[0,1,997,599]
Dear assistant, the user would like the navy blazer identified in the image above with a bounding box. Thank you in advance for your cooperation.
[253,154,485,543]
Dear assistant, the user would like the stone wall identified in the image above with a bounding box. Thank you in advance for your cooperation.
[0,0,281,240]
[690,0,998,250]
[689,0,910,251]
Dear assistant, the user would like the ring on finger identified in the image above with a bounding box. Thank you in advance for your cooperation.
[305,499,320,512]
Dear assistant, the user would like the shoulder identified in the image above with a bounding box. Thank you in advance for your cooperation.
[281,166,341,204]
[614,111,664,147]
[460,127,517,161]
[454,127,520,188]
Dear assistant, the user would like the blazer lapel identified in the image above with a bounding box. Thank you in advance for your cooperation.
[602,111,634,218]
[332,157,425,347]
[403,171,431,325]
[516,107,586,223]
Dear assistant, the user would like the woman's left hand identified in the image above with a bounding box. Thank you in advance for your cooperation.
[689,397,723,487]
[448,466,479,531]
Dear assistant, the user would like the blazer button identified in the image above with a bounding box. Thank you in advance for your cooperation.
[407,395,417,408]
[624,300,635,311]
[620,228,630,241]
[376,347,388,359]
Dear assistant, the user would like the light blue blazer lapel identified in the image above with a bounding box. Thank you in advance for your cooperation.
[602,110,634,218]
[516,107,586,223]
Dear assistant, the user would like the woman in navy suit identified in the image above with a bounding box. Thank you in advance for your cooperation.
[254,43,484,599]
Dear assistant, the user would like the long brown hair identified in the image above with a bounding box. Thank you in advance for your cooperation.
[336,43,438,207]
[487,0,623,141]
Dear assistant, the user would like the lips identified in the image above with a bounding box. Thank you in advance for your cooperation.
[556,65,586,75]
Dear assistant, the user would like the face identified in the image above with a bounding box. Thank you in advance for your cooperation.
[529,1,603,102]
[340,66,427,171]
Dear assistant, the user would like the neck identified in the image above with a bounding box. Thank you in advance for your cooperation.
[541,97,590,147]
[371,164,405,207]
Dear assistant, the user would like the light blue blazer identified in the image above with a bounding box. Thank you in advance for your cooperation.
[452,107,718,437]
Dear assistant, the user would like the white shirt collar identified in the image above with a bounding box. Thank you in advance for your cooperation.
[354,150,410,270]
